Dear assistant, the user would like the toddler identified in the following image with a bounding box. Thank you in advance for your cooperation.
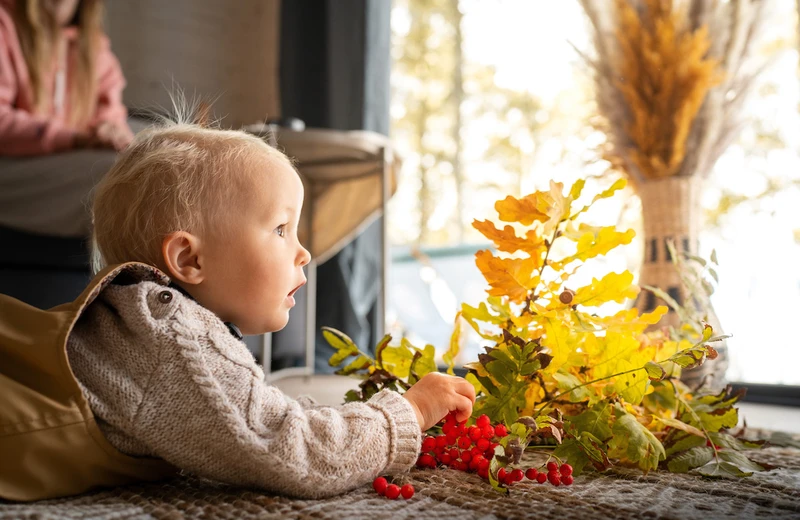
[63,120,475,499]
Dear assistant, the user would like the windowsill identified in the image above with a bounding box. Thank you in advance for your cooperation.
[737,402,800,434]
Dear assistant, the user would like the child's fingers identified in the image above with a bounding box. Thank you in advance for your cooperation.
[451,394,474,423]
[454,378,476,403]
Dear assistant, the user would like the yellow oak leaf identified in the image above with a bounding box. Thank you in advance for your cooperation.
[521,382,546,415]
[475,250,540,304]
[495,192,550,225]
[494,180,573,236]
[573,271,640,307]
[614,358,649,405]
[588,306,668,334]
[540,317,572,374]
[543,180,572,234]
[472,220,548,258]
[553,227,636,268]
[571,178,627,218]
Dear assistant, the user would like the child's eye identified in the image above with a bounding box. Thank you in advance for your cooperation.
[274,224,286,237]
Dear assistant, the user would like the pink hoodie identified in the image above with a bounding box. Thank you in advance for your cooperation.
[0,0,129,156]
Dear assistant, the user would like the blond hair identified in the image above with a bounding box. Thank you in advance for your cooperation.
[12,0,104,128]
[91,121,291,271]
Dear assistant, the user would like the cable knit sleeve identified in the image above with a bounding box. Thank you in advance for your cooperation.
[128,288,421,499]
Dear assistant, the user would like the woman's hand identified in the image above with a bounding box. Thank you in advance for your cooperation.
[75,122,133,151]
[93,121,133,151]
[403,372,476,431]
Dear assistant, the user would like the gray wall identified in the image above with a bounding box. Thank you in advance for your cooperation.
[105,0,281,127]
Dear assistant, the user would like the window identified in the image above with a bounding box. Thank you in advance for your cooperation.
[388,0,800,387]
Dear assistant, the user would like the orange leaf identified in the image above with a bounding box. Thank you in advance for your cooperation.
[475,250,540,304]
[472,220,548,258]
[495,193,550,225]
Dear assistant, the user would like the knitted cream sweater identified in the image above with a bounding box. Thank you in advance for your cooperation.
[66,281,421,499]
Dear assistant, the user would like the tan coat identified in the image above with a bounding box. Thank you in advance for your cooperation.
[1,262,421,502]
[0,263,178,502]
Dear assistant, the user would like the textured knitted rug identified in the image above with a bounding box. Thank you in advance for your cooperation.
[3,430,800,520]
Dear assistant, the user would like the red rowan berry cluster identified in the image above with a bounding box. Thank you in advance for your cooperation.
[372,477,415,500]
[512,460,573,487]
[415,412,508,480]
[415,412,574,489]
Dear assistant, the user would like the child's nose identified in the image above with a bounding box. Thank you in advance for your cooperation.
[297,245,311,267]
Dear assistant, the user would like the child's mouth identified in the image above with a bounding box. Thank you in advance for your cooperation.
[288,281,306,298]
[286,282,305,307]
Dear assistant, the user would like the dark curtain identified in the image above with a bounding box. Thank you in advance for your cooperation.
[270,0,391,372]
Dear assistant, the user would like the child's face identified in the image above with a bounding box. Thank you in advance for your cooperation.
[198,155,311,335]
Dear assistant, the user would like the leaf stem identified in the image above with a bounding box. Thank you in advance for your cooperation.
[534,366,646,416]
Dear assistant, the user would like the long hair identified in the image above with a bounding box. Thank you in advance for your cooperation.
[12,0,103,128]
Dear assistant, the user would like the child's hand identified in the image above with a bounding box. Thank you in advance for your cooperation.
[403,372,476,431]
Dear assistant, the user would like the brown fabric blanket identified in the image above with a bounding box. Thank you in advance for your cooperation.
[3,430,800,519]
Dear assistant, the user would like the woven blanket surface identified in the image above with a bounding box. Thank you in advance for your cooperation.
[3,430,800,520]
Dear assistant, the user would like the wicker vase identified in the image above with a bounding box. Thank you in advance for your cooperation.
[634,176,729,391]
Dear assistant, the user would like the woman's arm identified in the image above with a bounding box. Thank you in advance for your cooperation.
[0,34,77,156]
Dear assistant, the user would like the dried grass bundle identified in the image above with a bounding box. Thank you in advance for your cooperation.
[578,0,766,187]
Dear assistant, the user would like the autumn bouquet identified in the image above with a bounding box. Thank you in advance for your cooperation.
[327,179,767,493]
[573,0,766,390]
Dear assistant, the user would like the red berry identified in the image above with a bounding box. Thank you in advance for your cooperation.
[468,426,482,441]
[400,484,415,499]
[497,467,507,481]
[536,472,547,484]
[385,483,401,499]
[440,453,452,465]
[476,414,491,428]
[470,446,483,458]
[442,421,455,435]
[548,471,561,486]
[458,436,472,450]
[460,450,472,463]
[510,469,524,482]
[547,461,558,473]
[373,477,388,495]
[448,448,459,460]
[445,431,458,445]
[482,425,495,439]
[417,454,435,468]
[435,435,448,449]
[475,438,490,451]
[421,436,436,452]
[454,460,468,472]
[560,464,573,477]
[525,468,538,480]
[478,466,489,479]
[494,424,508,437]
[469,457,481,471]
[562,475,574,486]
[478,457,491,472]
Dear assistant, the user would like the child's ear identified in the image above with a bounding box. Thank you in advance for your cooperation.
[161,231,204,284]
